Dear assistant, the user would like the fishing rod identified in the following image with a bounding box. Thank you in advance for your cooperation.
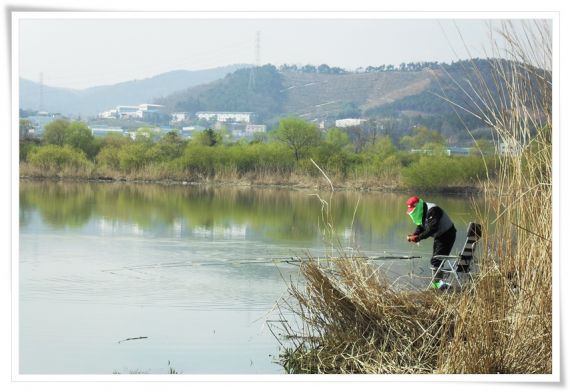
[101,253,423,273]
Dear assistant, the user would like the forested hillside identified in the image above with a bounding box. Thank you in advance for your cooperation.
[158,59,536,133]
[158,65,285,121]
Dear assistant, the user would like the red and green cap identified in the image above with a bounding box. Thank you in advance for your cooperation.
[406,196,424,225]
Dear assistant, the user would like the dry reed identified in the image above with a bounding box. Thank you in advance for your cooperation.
[272,20,553,375]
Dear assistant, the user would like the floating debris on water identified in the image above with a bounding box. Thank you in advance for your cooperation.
[117,336,148,344]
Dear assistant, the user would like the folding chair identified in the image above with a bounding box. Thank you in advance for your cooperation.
[429,222,482,290]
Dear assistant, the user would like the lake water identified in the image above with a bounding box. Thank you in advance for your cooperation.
[18,180,483,375]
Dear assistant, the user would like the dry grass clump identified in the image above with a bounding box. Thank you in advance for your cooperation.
[19,162,95,179]
[275,256,456,374]
[274,246,550,374]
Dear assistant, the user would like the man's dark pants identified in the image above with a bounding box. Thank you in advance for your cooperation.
[430,226,456,278]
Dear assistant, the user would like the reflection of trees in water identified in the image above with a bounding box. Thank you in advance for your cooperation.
[20,180,96,228]
[19,181,484,244]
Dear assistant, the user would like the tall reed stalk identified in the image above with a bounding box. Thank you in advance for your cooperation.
[439,19,552,374]
[271,20,553,374]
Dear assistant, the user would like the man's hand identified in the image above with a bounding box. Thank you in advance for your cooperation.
[407,234,419,243]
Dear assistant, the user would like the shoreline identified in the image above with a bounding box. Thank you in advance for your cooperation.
[18,175,483,196]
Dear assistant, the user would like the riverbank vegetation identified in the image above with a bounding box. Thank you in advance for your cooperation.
[271,20,553,374]
[20,117,497,192]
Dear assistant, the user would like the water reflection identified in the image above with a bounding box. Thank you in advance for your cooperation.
[20,180,482,250]
[19,180,484,374]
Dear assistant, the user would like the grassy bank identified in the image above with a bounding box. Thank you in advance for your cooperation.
[19,151,492,194]
[271,21,553,374]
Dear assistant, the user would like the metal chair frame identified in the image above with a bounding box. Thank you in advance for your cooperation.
[429,222,482,290]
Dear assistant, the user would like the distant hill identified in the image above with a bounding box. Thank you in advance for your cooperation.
[157,60,509,124]
[19,64,249,117]
[158,64,434,122]
[278,69,437,119]
[20,59,548,144]
[157,59,548,142]
[158,65,285,121]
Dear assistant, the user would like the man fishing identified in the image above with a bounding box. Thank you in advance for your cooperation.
[406,195,456,290]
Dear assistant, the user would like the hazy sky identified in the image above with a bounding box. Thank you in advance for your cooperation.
[17,16,539,90]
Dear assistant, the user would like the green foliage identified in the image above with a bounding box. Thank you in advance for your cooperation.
[134,127,159,144]
[273,117,321,162]
[421,142,448,156]
[470,139,496,155]
[20,119,33,139]
[43,119,71,146]
[156,131,187,159]
[99,132,132,149]
[362,136,397,160]
[175,142,294,177]
[96,146,121,170]
[171,64,284,121]
[23,117,494,191]
[20,139,40,162]
[94,133,132,170]
[355,136,402,179]
[251,132,268,144]
[401,155,488,188]
[317,149,357,177]
[193,128,222,147]
[118,143,149,172]
[313,128,357,177]
[65,122,97,159]
[399,126,446,150]
[41,119,98,158]
[27,144,91,171]
[175,144,216,176]
[324,128,351,151]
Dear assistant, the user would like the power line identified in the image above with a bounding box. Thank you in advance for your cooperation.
[39,72,44,111]
[249,31,261,91]
[30,39,253,89]
[255,30,261,66]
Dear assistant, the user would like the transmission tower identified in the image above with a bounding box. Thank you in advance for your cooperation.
[255,30,261,65]
[39,72,44,112]
[248,31,261,91]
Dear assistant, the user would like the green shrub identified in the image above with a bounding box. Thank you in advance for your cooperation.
[20,140,40,162]
[27,144,91,171]
[174,143,296,177]
[252,143,294,172]
[118,143,149,172]
[65,122,97,159]
[401,155,488,189]
[175,145,216,176]
[96,145,121,170]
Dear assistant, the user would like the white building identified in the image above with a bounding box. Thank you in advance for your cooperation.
[335,118,367,128]
[99,109,118,119]
[196,111,254,123]
[171,112,190,122]
[411,147,473,156]
[139,104,164,112]
[116,106,140,119]
[245,124,266,135]
[499,141,522,156]
[99,104,166,120]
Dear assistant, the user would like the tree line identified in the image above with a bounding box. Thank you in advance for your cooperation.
[277,60,475,74]
[19,117,498,190]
